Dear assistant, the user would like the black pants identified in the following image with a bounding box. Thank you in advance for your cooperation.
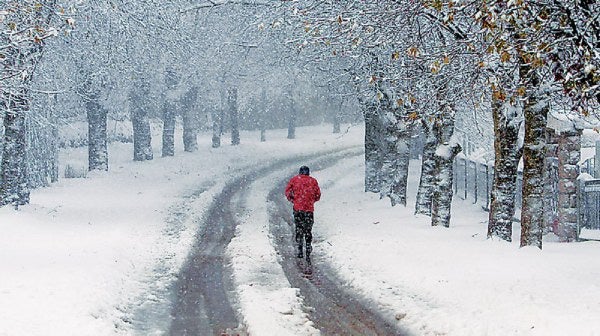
[294,210,314,254]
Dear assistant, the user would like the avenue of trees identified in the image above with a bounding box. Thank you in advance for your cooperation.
[1,1,358,204]
[270,0,598,248]
[1,1,598,249]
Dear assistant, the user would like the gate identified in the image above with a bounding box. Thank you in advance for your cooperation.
[580,179,600,230]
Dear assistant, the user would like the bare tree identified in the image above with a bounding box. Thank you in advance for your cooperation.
[0,1,67,207]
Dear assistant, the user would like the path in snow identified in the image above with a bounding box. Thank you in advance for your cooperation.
[166,152,337,335]
[268,153,406,336]
[168,176,247,336]
[136,147,400,335]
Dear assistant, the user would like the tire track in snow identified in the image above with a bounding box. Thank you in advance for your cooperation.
[167,147,362,335]
[268,152,407,335]
[168,177,245,335]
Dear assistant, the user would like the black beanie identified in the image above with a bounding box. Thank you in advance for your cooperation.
[299,166,310,175]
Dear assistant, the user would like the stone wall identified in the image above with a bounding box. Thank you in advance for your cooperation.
[556,130,582,242]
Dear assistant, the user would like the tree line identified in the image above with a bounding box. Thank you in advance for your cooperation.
[2,1,598,250]
[0,1,358,208]
[269,0,598,249]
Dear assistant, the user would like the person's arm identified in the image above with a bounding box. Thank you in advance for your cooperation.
[314,180,321,202]
[285,179,294,202]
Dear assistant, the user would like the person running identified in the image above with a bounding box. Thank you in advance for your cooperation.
[285,165,321,263]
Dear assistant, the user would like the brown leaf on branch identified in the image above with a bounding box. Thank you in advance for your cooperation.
[407,46,419,58]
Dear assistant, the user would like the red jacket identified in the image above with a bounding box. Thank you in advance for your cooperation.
[285,174,321,212]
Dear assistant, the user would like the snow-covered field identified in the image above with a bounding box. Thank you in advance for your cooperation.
[1,123,599,336]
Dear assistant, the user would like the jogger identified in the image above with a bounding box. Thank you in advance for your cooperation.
[285,166,321,263]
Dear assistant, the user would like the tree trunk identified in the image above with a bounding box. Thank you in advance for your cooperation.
[181,87,199,152]
[86,91,109,171]
[287,96,296,140]
[379,107,411,207]
[49,122,59,183]
[431,107,462,227]
[162,68,178,156]
[395,123,411,206]
[211,108,222,148]
[333,100,341,134]
[46,95,59,183]
[380,129,411,206]
[0,2,55,206]
[228,88,240,146]
[364,102,382,193]
[488,97,521,241]
[162,99,176,157]
[415,119,437,216]
[0,89,30,207]
[130,84,153,161]
[25,117,49,188]
[431,144,462,227]
[350,70,382,193]
[520,71,549,249]
[260,89,267,142]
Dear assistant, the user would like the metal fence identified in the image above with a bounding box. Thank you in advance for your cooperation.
[452,156,523,211]
[454,155,600,236]
[580,179,600,230]
[580,157,596,177]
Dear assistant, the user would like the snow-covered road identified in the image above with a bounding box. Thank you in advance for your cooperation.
[157,145,403,335]
[165,149,374,335]
[127,143,393,335]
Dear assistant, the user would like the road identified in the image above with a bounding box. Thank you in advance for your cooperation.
[134,148,405,335]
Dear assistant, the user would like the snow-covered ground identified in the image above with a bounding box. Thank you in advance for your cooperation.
[316,157,600,335]
[1,124,599,336]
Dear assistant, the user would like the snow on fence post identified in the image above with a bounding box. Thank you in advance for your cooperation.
[595,141,600,178]
[452,157,508,211]
[453,151,590,239]
[464,157,468,200]
[453,158,458,195]
[452,156,469,201]
[472,161,478,204]
[515,172,523,209]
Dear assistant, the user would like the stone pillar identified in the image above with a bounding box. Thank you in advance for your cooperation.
[544,128,559,234]
[556,129,582,242]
